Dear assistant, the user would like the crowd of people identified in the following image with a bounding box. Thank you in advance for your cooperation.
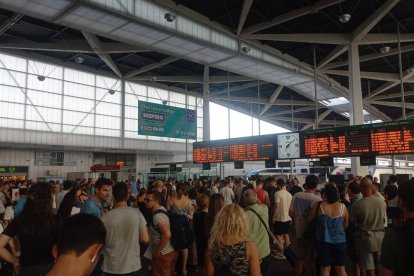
[0,173,412,276]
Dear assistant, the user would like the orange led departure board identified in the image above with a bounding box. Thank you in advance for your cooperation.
[301,120,414,158]
[193,120,414,163]
[193,135,277,163]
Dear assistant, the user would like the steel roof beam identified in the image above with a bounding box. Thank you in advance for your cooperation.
[322,69,401,82]
[371,100,414,109]
[241,0,346,35]
[360,33,414,44]
[323,43,414,70]
[210,81,267,97]
[237,0,253,35]
[352,0,400,42]
[259,85,283,116]
[317,45,348,69]
[0,13,23,36]
[125,56,180,79]
[214,96,314,106]
[300,109,333,130]
[371,90,414,101]
[364,70,414,100]
[0,41,150,54]
[242,33,350,45]
[82,31,122,78]
[130,75,254,83]
[264,106,317,118]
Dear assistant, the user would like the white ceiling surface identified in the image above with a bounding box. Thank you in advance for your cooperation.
[0,0,386,122]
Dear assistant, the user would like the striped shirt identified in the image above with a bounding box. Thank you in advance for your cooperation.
[149,207,175,255]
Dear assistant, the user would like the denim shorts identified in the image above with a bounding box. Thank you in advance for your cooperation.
[316,242,347,267]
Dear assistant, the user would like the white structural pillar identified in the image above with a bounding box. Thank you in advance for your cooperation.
[203,65,210,141]
[349,43,368,176]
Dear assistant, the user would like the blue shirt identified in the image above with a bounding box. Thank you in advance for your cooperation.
[14,197,27,217]
[130,180,138,195]
[80,197,102,218]
[316,203,346,244]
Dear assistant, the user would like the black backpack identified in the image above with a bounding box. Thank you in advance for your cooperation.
[152,209,193,250]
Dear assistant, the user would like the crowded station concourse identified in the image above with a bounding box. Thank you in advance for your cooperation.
[0,0,414,275]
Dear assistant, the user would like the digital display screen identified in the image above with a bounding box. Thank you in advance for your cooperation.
[193,120,414,163]
[301,120,414,158]
[193,134,277,163]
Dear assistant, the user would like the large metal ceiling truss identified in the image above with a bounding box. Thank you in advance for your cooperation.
[0,0,410,130]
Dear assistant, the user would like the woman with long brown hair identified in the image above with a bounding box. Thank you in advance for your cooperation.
[204,193,224,239]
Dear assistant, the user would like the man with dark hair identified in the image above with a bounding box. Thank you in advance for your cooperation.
[380,180,414,275]
[384,174,401,228]
[47,213,106,276]
[219,179,234,206]
[352,177,386,276]
[80,178,112,219]
[347,181,362,213]
[289,174,322,276]
[145,190,178,276]
[102,182,149,275]
[289,178,303,196]
[56,180,73,210]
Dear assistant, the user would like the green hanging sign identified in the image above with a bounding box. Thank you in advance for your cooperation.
[138,101,197,139]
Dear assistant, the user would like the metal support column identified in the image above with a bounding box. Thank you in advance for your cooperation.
[227,72,231,138]
[392,155,396,175]
[120,78,126,148]
[257,80,261,135]
[349,43,368,176]
[202,65,210,141]
[313,47,319,130]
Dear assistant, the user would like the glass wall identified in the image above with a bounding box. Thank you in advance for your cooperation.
[0,52,203,142]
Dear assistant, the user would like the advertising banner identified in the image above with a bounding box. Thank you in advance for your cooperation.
[138,101,196,139]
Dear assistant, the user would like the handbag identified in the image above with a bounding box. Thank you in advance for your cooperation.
[246,208,283,251]
[303,201,322,240]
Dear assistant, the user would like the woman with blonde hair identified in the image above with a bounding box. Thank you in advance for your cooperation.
[205,204,261,276]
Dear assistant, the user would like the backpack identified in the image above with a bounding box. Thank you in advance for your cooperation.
[152,209,193,250]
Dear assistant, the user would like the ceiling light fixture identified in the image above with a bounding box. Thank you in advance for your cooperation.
[74,56,84,64]
[241,46,250,54]
[37,75,46,81]
[379,46,391,54]
[339,13,351,24]
[164,12,176,22]
[162,100,168,105]
[108,89,115,95]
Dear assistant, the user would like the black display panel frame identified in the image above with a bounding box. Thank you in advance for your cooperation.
[193,133,280,164]
[300,119,414,158]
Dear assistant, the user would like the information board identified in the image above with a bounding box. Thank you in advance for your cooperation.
[35,151,65,166]
[193,134,278,163]
[138,101,196,139]
[301,120,414,158]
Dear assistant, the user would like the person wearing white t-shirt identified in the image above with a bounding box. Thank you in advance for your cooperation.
[272,179,293,259]
[219,180,235,205]
[3,204,14,228]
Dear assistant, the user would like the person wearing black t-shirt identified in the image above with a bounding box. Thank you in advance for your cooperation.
[380,180,414,276]
[0,183,58,275]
